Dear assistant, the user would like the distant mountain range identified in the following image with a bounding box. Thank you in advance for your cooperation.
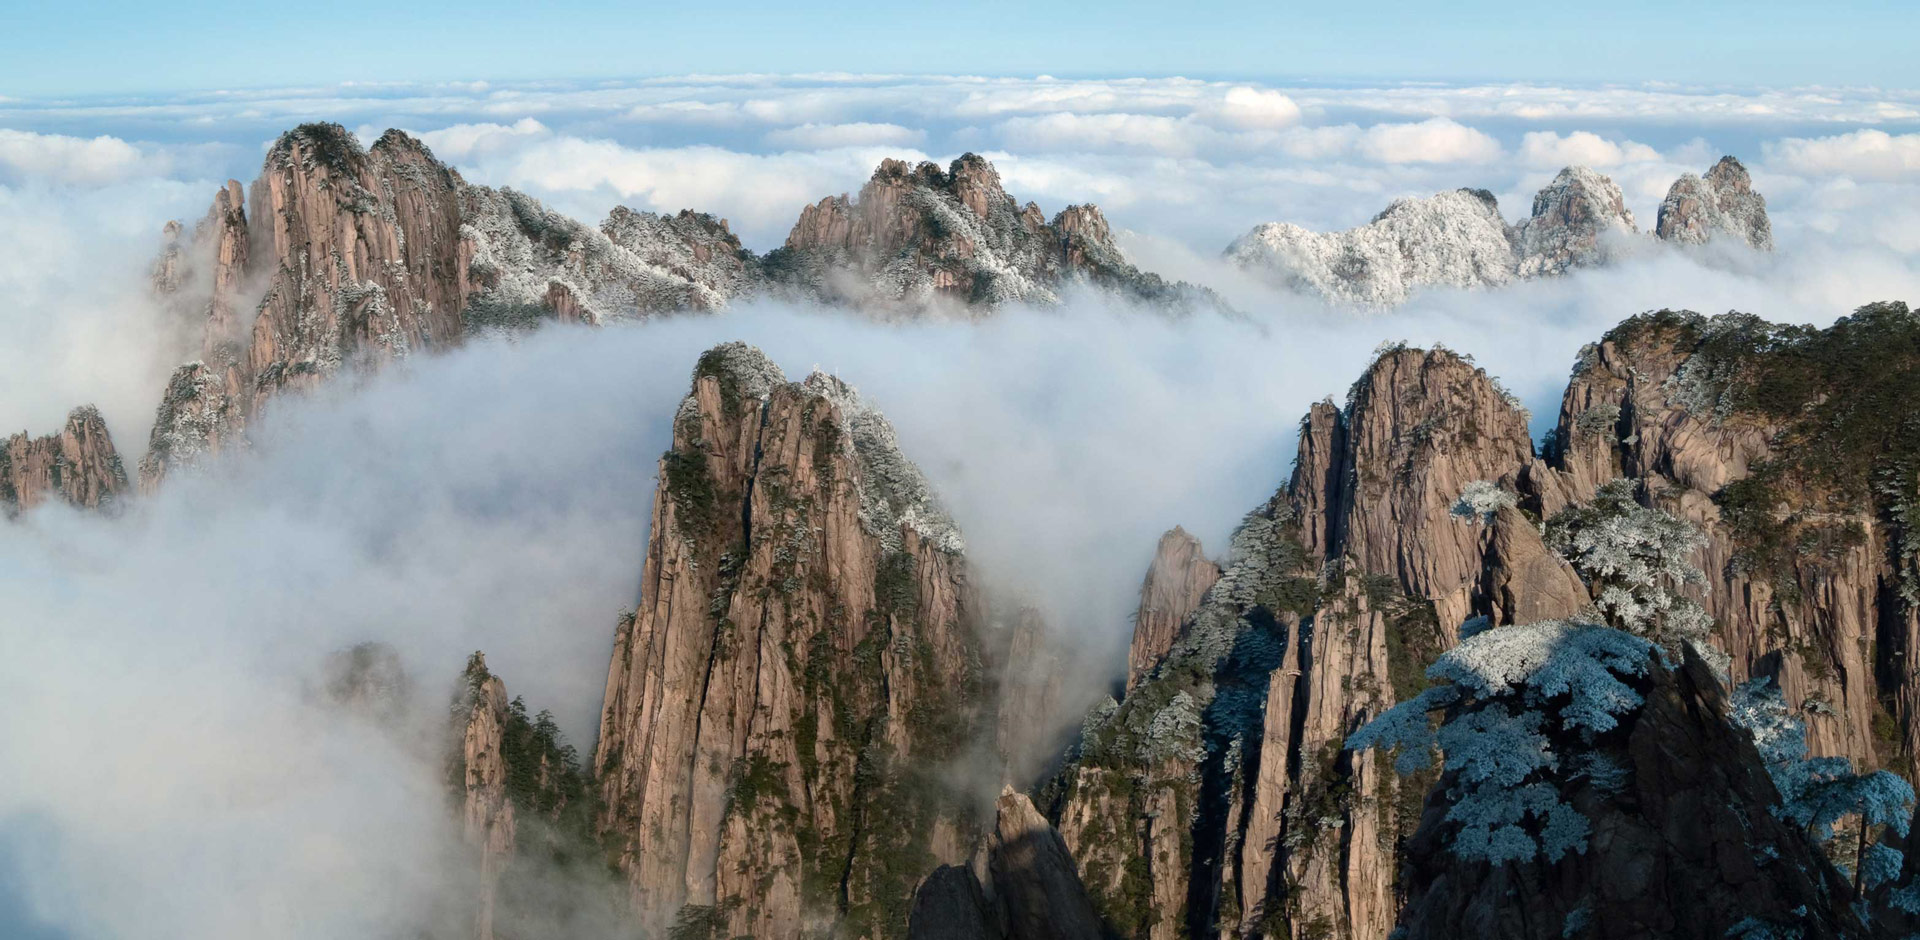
[1225,156,1773,306]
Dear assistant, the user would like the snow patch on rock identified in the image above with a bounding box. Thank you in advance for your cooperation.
[803,370,964,555]
[1224,188,1516,306]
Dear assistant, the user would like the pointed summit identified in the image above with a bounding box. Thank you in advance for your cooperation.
[1656,155,1772,250]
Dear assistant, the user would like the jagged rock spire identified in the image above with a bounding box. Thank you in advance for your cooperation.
[592,342,984,939]
[1,405,128,515]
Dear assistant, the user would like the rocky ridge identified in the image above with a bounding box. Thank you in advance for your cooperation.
[1227,157,1770,306]
[767,154,1213,312]
[2,406,129,515]
[124,125,1196,497]
[905,789,1107,940]
[1042,303,1920,938]
[1655,155,1773,251]
[1223,188,1517,306]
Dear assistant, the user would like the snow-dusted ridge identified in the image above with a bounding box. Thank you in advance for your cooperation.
[1227,157,1772,307]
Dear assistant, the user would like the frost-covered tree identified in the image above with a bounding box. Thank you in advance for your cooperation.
[1730,677,1915,894]
[1545,478,1712,648]
[1347,619,1660,864]
[1451,480,1517,524]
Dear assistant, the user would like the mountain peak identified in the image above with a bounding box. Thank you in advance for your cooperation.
[1656,154,1773,250]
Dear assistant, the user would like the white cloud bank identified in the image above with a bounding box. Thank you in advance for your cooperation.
[1358,117,1504,164]
[1767,129,1920,181]
[0,129,162,185]
[1518,130,1663,169]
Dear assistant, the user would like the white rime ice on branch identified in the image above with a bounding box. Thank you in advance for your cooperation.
[1730,676,1915,900]
[1347,619,1659,864]
[1451,479,1517,524]
[1546,478,1712,646]
[1428,620,1658,734]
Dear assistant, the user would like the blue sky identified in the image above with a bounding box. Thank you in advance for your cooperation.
[5,0,1918,96]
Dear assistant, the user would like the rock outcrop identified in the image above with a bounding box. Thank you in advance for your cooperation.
[455,654,517,940]
[138,362,243,491]
[135,127,1208,492]
[1129,527,1222,690]
[1393,646,1867,940]
[906,790,1107,940]
[591,343,986,939]
[458,189,755,330]
[1,406,129,515]
[248,125,468,388]
[139,123,773,488]
[1533,306,1919,774]
[446,651,604,940]
[1655,155,1773,251]
[1047,344,1594,940]
[1323,346,1543,633]
[1223,188,1517,306]
[1228,165,1657,303]
[1510,165,1639,278]
[768,154,1210,311]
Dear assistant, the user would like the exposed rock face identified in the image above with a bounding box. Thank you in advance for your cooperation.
[1510,166,1639,277]
[1050,486,1311,940]
[906,790,1106,940]
[591,343,985,939]
[150,220,189,296]
[770,154,1209,311]
[1045,313,1903,937]
[1323,346,1541,634]
[455,654,517,940]
[1216,348,1585,939]
[1129,527,1222,690]
[137,127,1206,493]
[1,406,129,515]
[1393,646,1867,940]
[1224,188,1517,306]
[459,188,754,329]
[1049,344,1595,940]
[200,178,253,345]
[139,124,769,489]
[247,125,467,391]
[1481,504,1589,627]
[440,651,609,940]
[138,362,243,491]
[1532,308,1914,773]
[988,790,1108,940]
[1656,156,1772,251]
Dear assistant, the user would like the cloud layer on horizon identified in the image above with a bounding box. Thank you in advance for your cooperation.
[4,74,1920,254]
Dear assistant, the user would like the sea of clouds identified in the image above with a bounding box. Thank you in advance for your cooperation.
[3,74,1920,939]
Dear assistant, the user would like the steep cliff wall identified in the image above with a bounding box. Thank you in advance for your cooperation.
[591,343,987,939]
[1534,306,1920,773]
[1049,345,1589,940]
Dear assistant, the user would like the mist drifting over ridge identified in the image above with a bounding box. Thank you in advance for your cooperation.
[4,72,1920,940]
